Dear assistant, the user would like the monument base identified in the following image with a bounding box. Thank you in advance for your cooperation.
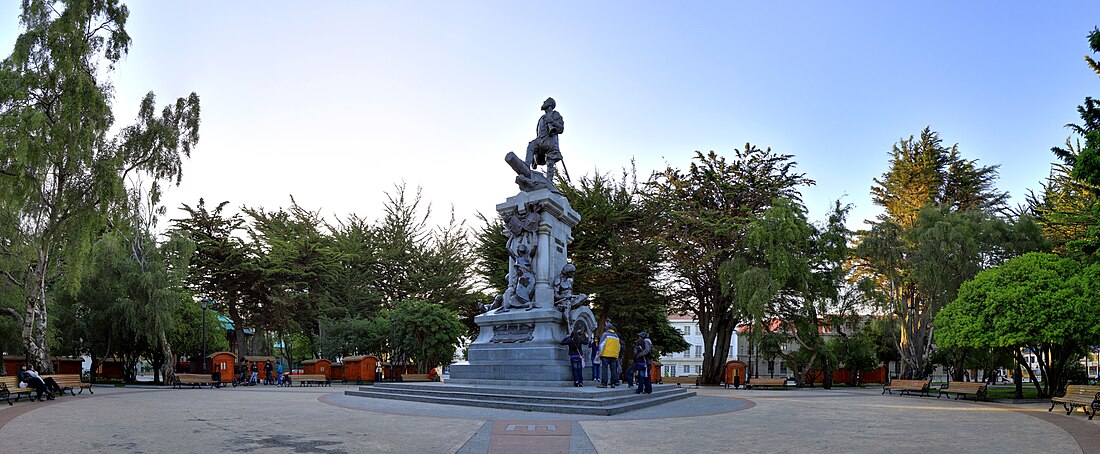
[448,307,594,385]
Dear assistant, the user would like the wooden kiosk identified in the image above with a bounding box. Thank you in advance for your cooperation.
[341,355,378,384]
[302,359,332,379]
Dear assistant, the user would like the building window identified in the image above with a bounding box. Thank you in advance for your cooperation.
[665,365,674,377]
[684,349,690,357]
[695,346,702,358]
[780,362,787,374]
[684,326,691,336]
[695,365,702,374]
[683,365,690,374]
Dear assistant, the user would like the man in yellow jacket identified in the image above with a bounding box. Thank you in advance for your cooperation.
[597,322,621,388]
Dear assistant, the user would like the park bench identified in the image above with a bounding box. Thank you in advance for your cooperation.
[937,381,987,401]
[0,376,38,405]
[745,377,790,390]
[42,374,93,396]
[662,376,699,388]
[1049,384,1100,420]
[174,373,220,389]
[401,373,432,382]
[882,379,932,397]
[286,374,330,387]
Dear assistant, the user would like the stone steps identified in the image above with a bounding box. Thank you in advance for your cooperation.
[344,382,695,415]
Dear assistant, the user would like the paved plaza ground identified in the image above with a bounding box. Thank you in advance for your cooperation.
[1,383,1097,453]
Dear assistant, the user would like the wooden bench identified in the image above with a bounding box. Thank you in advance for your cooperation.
[745,377,790,389]
[174,373,220,389]
[937,381,987,401]
[401,373,432,382]
[42,374,93,396]
[285,374,330,387]
[882,379,932,397]
[0,376,38,405]
[662,376,699,388]
[1049,384,1100,420]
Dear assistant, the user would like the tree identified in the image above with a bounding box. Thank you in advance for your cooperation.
[244,199,341,351]
[558,170,688,357]
[52,227,192,384]
[645,147,813,384]
[723,198,853,387]
[174,199,260,357]
[390,300,465,373]
[0,0,200,371]
[936,252,1100,397]
[1041,27,1100,258]
[856,129,1009,379]
[370,185,481,333]
[317,317,386,360]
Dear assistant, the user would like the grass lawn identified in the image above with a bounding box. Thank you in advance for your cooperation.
[984,385,1042,399]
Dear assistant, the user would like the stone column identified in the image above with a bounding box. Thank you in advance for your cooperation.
[535,222,553,307]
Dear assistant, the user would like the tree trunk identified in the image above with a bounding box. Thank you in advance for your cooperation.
[1013,360,1023,399]
[23,251,54,373]
[159,330,176,385]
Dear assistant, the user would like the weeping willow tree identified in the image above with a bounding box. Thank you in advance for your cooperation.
[0,0,199,371]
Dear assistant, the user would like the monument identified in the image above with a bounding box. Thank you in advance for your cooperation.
[448,98,596,386]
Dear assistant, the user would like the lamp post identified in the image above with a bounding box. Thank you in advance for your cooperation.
[201,299,210,373]
[389,316,395,382]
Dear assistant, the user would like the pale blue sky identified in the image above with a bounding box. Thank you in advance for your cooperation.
[2,1,1099,229]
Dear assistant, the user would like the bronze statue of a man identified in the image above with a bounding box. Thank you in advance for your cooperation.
[525,97,565,181]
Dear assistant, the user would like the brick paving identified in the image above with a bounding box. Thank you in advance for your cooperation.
[0,383,1094,453]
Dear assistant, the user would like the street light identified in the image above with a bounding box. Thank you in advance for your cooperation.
[389,316,395,382]
[201,299,210,373]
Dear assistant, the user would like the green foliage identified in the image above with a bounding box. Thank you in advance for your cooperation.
[389,300,465,373]
[170,300,229,360]
[370,185,481,334]
[936,252,1100,396]
[0,0,200,371]
[318,317,386,359]
[244,199,341,342]
[51,228,194,381]
[856,128,1020,378]
[645,146,813,384]
[471,212,509,297]
[722,197,854,386]
[1044,28,1100,259]
[173,199,260,357]
[559,169,689,356]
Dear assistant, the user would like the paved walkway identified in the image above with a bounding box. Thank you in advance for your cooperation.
[0,384,1095,453]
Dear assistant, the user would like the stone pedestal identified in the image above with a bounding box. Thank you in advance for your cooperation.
[449,188,595,386]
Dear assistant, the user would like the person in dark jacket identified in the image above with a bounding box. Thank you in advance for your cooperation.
[249,362,259,384]
[264,361,274,385]
[18,365,54,401]
[634,331,653,394]
[561,327,589,386]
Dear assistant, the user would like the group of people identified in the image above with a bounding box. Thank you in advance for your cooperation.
[560,321,654,394]
[236,360,284,386]
[15,365,63,401]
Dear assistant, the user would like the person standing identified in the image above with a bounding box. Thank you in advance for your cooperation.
[635,331,653,394]
[249,361,259,384]
[264,360,273,385]
[276,362,284,386]
[597,322,621,388]
[560,327,588,387]
[589,338,600,383]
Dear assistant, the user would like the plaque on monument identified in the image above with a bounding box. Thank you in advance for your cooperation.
[490,323,535,343]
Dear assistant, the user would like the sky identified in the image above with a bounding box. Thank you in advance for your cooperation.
[2,1,1099,231]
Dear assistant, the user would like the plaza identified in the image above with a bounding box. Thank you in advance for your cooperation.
[1,383,1096,453]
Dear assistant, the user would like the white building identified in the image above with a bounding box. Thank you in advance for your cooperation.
[658,314,738,377]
